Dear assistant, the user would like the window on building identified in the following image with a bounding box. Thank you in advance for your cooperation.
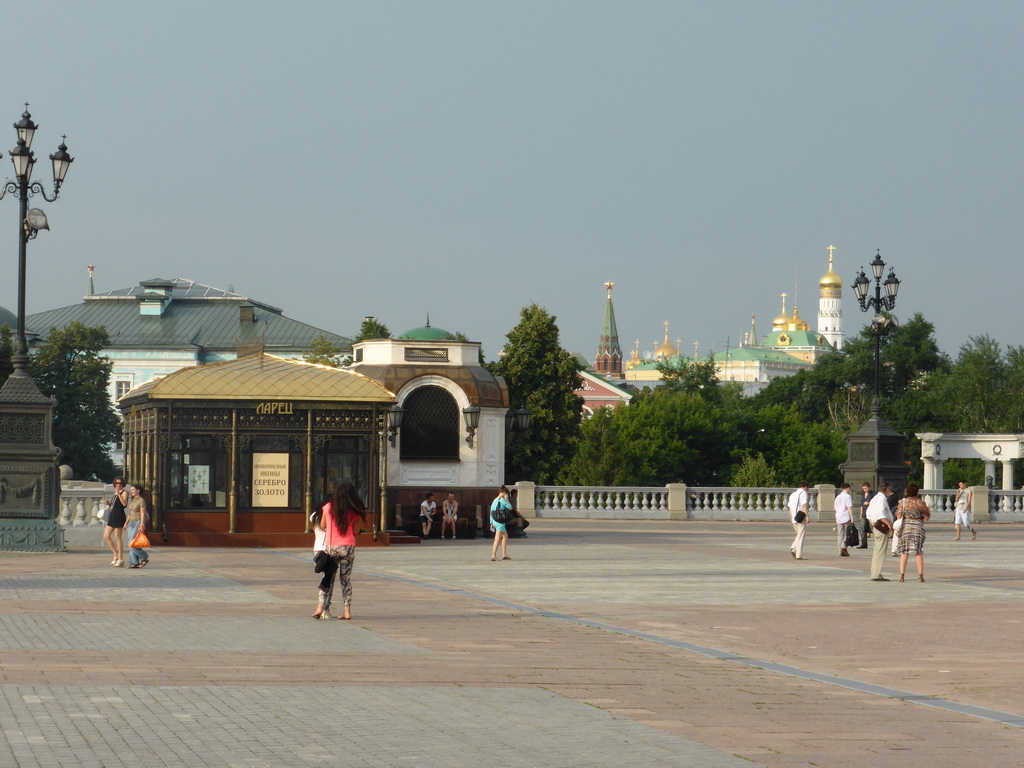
[313,436,369,507]
[168,435,229,508]
[115,379,133,400]
[399,385,459,461]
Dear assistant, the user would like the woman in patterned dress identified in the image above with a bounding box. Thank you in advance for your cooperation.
[896,483,931,583]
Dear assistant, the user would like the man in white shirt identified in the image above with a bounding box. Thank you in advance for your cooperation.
[834,483,854,557]
[787,481,810,560]
[865,482,895,581]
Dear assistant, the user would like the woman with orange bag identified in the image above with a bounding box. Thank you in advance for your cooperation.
[125,483,150,570]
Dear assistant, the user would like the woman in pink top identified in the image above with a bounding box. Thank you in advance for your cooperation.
[315,482,368,620]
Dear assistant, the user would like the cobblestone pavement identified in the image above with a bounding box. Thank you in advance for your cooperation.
[2,520,1023,767]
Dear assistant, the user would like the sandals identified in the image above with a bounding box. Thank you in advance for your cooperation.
[972,529,978,540]
[138,559,149,568]
[502,555,511,560]
[898,574,905,582]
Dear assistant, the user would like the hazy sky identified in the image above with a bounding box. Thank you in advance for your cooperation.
[3,1,1022,363]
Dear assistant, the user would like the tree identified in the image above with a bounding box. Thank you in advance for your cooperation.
[656,355,723,402]
[28,322,121,480]
[491,304,584,483]
[354,317,391,341]
[730,454,779,487]
[302,335,348,367]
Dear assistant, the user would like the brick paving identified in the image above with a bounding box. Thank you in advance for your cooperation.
[1,520,1023,767]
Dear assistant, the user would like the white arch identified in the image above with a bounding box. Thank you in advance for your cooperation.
[917,433,1024,490]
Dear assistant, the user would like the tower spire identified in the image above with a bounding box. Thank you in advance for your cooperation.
[87,264,95,296]
[594,281,624,380]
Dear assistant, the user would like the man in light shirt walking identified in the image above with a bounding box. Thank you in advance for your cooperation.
[788,481,810,560]
[834,483,854,557]
[866,482,895,581]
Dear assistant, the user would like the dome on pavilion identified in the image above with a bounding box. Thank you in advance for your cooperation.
[398,322,458,341]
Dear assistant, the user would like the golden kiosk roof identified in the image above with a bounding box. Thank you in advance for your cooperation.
[120,354,395,404]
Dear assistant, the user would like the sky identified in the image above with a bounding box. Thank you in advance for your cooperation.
[3,1,1022,364]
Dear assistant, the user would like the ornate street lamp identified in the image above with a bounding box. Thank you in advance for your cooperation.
[0,105,74,552]
[852,249,900,415]
[1,105,74,373]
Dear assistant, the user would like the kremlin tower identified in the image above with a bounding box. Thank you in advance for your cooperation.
[594,282,625,381]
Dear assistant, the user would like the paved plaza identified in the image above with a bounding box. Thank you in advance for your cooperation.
[2,520,1024,767]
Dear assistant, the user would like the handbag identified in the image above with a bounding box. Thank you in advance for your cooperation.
[130,530,151,548]
[872,518,893,535]
[491,505,513,524]
[793,510,806,524]
[313,550,332,573]
[845,525,860,548]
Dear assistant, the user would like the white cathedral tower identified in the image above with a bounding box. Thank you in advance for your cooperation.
[817,245,844,349]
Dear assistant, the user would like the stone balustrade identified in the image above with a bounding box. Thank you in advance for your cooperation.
[57,482,113,528]
[519,482,1018,523]
[989,490,1024,521]
[531,485,671,519]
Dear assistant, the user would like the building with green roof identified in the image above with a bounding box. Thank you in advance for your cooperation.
[26,277,351,469]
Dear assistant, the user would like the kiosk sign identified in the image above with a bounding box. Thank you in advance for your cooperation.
[252,453,289,507]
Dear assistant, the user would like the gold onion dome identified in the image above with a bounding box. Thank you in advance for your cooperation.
[819,254,843,290]
[772,294,789,331]
[655,323,678,359]
[787,306,810,332]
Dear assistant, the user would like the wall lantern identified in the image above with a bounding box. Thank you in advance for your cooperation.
[387,404,404,448]
[462,404,481,447]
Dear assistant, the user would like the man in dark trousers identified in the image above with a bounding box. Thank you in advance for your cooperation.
[858,482,876,549]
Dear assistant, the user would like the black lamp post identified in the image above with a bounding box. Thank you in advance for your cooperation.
[0,106,73,552]
[1,106,73,374]
[852,250,900,415]
[504,405,532,457]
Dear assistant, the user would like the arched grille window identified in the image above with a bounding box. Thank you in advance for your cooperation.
[400,385,459,460]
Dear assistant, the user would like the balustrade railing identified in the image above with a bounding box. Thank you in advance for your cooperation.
[687,487,818,520]
[57,483,112,528]
[921,490,956,518]
[533,485,669,519]
[528,483,1018,522]
[990,490,1024,521]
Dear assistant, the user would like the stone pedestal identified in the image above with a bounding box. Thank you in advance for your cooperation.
[841,412,910,498]
[0,371,64,551]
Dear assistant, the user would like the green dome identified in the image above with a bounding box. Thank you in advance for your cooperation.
[398,324,457,341]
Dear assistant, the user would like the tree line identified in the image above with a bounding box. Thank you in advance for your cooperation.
[6,307,1021,488]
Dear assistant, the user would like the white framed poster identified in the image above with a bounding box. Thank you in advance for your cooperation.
[252,453,289,507]
[188,464,210,495]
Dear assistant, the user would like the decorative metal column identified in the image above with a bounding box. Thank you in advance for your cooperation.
[0,107,74,551]
[841,250,909,496]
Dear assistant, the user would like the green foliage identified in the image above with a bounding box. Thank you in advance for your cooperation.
[491,304,584,484]
[0,324,12,386]
[354,317,391,341]
[656,355,722,402]
[730,454,779,487]
[28,322,121,481]
[562,386,746,486]
[510,309,1022,489]
[302,335,348,367]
